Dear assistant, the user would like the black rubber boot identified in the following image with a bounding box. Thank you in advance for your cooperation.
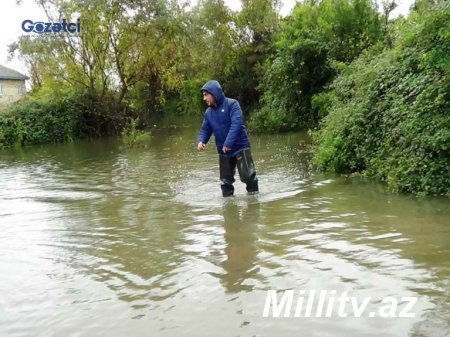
[221,183,235,197]
[219,155,237,197]
[246,178,259,194]
[237,149,259,194]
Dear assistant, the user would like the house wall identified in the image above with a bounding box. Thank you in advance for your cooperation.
[0,79,26,107]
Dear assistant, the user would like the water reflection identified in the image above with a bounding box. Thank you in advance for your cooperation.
[221,200,260,293]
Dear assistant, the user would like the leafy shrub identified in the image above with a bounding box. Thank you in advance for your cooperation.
[0,97,82,148]
[0,91,131,149]
[251,0,383,132]
[175,79,206,115]
[313,3,450,196]
[121,118,151,148]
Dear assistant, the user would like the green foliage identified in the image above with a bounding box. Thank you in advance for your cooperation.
[250,0,384,132]
[222,0,280,113]
[121,118,151,148]
[0,97,82,148]
[0,90,133,149]
[175,79,206,115]
[8,0,280,130]
[313,2,450,196]
[196,0,238,79]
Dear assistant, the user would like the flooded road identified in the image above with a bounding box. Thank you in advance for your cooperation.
[1,120,449,337]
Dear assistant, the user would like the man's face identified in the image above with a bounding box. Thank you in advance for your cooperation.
[202,91,216,107]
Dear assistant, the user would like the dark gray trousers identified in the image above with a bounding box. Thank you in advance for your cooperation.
[219,149,259,196]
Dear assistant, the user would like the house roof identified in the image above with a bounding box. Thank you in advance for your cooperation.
[0,64,29,80]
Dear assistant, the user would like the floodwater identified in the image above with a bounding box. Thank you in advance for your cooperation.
[0,119,449,337]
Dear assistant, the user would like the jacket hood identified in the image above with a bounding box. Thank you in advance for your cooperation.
[201,80,225,105]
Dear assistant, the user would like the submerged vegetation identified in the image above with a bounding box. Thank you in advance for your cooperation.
[121,118,151,148]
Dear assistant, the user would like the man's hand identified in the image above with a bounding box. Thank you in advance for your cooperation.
[222,146,231,153]
[198,142,206,151]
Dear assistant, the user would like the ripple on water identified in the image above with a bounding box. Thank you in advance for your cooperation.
[1,133,449,337]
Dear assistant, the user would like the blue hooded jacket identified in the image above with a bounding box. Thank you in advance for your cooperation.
[197,80,250,157]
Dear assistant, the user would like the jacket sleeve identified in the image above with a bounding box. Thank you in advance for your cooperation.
[224,100,244,148]
[197,112,212,144]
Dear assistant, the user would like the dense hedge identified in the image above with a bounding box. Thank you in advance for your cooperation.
[0,93,130,148]
[312,3,450,196]
[0,98,80,147]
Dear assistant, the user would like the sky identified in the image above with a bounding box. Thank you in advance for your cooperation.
[0,0,415,78]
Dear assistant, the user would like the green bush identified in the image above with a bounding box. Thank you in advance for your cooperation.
[175,79,206,115]
[251,0,383,132]
[312,3,450,196]
[0,91,131,149]
[0,97,83,148]
[121,118,151,148]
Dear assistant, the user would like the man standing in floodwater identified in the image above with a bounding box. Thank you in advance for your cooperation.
[197,80,259,197]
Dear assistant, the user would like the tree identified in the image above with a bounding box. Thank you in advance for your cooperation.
[223,0,280,114]
[250,0,384,132]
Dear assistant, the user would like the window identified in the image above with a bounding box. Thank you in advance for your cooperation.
[0,82,3,95]
[8,96,13,103]
[18,84,23,96]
